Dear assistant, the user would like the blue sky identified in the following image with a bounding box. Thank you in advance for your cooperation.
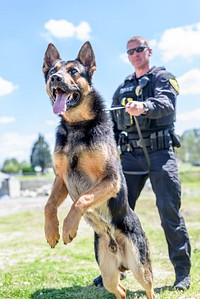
[1,0,200,166]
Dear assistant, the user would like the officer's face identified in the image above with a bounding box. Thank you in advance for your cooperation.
[127,41,152,70]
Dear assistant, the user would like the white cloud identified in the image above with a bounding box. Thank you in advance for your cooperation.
[0,117,15,124]
[0,132,55,166]
[177,108,200,122]
[178,68,200,95]
[45,132,55,153]
[0,132,37,164]
[176,108,200,135]
[44,19,91,41]
[75,21,91,40]
[44,19,75,38]
[158,22,200,62]
[119,52,129,64]
[149,39,157,48]
[0,77,18,97]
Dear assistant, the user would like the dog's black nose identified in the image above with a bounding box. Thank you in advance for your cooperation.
[51,74,62,82]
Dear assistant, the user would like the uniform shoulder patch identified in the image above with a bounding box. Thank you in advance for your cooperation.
[169,78,180,93]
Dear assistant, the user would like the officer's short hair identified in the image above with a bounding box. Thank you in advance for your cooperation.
[127,36,149,49]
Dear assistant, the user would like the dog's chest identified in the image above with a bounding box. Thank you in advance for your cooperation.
[69,153,79,169]
[63,145,107,200]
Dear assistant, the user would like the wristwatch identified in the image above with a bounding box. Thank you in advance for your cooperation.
[143,102,149,113]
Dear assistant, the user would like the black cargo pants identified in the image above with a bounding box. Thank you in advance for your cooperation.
[121,146,191,277]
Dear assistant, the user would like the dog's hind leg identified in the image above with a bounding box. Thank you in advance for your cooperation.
[101,264,126,299]
[136,266,155,299]
[125,240,155,299]
[98,236,126,299]
[130,263,155,299]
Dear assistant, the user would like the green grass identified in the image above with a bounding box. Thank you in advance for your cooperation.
[17,163,200,182]
[178,163,200,183]
[0,183,200,299]
[18,173,54,181]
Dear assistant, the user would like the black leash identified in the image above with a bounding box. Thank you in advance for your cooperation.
[104,106,151,175]
[124,115,151,175]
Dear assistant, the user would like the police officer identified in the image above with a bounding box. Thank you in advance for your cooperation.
[94,36,191,290]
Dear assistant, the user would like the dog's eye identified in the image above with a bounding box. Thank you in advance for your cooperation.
[50,68,56,75]
[68,68,78,76]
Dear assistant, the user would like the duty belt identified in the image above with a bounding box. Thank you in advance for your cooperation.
[126,129,172,151]
[128,137,151,149]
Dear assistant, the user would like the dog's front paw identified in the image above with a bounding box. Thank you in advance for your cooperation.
[62,217,79,245]
[45,225,60,248]
[44,203,60,248]
[44,216,60,248]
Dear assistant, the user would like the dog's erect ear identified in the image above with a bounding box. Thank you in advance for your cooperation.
[42,43,61,74]
[77,41,96,77]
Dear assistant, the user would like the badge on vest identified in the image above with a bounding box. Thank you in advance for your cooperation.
[135,85,142,96]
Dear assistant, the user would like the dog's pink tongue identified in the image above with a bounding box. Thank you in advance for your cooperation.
[53,93,67,115]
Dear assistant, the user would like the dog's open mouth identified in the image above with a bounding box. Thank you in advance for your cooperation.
[53,88,81,115]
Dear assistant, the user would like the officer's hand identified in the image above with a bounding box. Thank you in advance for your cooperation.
[125,101,145,116]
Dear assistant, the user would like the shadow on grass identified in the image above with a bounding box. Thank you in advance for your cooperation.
[155,285,174,293]
[31,285,115,299]
[31,284,174,299]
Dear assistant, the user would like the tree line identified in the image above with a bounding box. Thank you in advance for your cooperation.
[1,134,52,174]
[177,128,200,165]
[1,129,200,174]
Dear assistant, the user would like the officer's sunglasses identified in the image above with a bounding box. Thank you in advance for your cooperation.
[127,46,148,55]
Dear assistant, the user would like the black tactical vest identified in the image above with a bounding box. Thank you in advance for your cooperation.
[112,67,176,133]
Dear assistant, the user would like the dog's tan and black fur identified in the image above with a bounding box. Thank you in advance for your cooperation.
[42,42,155,299]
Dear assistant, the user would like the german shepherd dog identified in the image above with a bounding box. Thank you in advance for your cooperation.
[42,41,155,299]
